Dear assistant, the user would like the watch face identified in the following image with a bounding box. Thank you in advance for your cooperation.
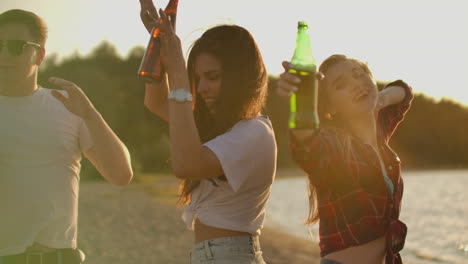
[170,89,192,102]
[176,91,184,101]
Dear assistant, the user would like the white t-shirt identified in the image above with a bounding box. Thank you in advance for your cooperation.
[182,116,277,235]
[0,87,93,256]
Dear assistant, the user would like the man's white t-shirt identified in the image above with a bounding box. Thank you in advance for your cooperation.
[182,116,277,235]
[0,87,93,256]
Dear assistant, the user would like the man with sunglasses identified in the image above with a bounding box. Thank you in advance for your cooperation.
[0,9,133,264]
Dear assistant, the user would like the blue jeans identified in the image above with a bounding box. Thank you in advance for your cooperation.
[190,236,265,264]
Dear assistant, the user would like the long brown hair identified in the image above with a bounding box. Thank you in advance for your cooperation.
[177,25,268,205]
[305,54,374,224]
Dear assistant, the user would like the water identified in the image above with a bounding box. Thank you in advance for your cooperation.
[265,170,468,264]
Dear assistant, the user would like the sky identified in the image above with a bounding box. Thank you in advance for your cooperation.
[2,0,468,106]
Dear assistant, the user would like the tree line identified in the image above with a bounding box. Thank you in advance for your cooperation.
[37,41,468,179]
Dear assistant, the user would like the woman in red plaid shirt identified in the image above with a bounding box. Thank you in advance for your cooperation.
[277,54,414,264]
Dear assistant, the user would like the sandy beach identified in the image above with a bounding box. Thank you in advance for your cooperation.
[77,176,321,264]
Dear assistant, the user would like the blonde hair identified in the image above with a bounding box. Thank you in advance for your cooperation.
[305,54,372,225]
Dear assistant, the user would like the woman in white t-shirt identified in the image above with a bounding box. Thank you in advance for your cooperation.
[138,1,277,263]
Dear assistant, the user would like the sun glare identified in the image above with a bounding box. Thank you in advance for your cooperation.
[1,0,467,105]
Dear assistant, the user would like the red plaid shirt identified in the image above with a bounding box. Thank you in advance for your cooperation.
[290,80,413,264]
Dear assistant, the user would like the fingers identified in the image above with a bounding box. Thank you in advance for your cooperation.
[158,8,167,26]
[48,77,76,91]
[139,0,159,18]
[277,61,325,98]
[144,8,175,37]
[139,0,159,33]
[277,78,297,98]
[283,71,301,85]
[277,70,301,98]
[276,83,292,98]
[51,90,68,104]
[158,9,174,35]
[48,77,86,98]
[141,12,157,33]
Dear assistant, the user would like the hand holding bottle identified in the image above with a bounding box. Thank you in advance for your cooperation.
[280,21,321,130]
[137,0,179,82]
[138,1,168,119]
[139,0,159,34]
[289,22,319,130]
[277,61,324,98]
[155,9,186,83]
[277,61,301,98]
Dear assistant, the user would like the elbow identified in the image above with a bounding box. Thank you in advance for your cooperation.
[172,165,200,180]
[144,101,168,121]
[110,169,134,186]
[173,167,191,180]
[144,101,158,115]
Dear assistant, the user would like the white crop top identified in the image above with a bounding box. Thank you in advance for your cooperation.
[182,116,277,235]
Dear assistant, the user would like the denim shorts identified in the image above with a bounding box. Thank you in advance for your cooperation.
[190,235,266,264]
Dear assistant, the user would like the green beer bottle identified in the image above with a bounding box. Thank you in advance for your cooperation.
[288,21,319,130]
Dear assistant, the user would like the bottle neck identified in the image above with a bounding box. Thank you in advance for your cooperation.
[291,29,316,71]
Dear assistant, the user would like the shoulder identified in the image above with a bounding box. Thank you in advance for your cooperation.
[232,116,274,135]
[225,116,276,147]
[319,126,344,137]
[313,127,347,144]
[206,116,276,151]
[39,87,69,102]
[289,126,347,158]
[39,87,82,121]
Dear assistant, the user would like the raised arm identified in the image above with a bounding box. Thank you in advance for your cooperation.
[50,78,133,186]
[154,9,224,180]
[138,0,170,120]
[144,77,169,121]
[376,80,414,140]
[376,85,407,112]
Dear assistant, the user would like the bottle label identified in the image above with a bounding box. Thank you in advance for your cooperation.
[289,69,319,130]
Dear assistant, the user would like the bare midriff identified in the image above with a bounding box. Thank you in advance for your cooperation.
[194,218,251,244]
[324,236,387,264]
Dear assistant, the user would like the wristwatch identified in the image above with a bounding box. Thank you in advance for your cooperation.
[168,88,192,103]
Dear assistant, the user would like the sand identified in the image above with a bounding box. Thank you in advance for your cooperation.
[77,176,321,264]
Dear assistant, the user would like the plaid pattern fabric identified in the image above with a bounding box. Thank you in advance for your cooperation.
[290,80,413,264]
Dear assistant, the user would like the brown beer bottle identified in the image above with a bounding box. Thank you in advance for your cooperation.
[138,0,179,82]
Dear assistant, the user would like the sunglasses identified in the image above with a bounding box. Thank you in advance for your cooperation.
[0,40,41,56]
